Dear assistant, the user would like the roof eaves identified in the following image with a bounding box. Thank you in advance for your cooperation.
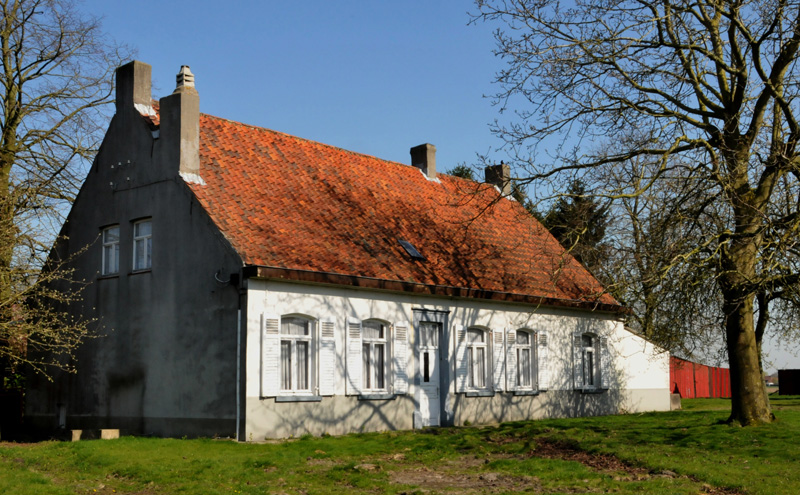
[243,265,629,315]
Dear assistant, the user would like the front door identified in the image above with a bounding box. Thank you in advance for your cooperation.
[418,321,441,426]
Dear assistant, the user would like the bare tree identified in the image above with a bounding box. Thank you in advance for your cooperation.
[474,0,800,424]
[0,0,129,383]
[595,155,726,361]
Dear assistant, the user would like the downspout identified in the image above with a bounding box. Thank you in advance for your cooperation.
[236,308,241,441]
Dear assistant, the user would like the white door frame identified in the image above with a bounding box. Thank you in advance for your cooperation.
[412,309,451,428]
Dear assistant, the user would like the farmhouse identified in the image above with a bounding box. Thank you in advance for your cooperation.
[26,61,670,440]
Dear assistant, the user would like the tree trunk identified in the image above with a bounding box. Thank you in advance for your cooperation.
[723,293,773,425]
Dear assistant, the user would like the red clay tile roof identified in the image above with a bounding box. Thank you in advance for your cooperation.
[181,113,619,309]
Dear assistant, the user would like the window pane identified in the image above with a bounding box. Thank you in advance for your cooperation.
[134,239,145,270]
[517,331,529,345]
[103,226,119,243]
[467,328,484,343]
[475,347,486,388]
[585,350,595,386]
[145,237,152,268]
[281,318,308,335]
[363,343,371,389]
[297,341,309,390]
[583,335,593,347]
[423,352,430,382]
[375,344,385,389]
[518,348,531,387]
[363,321,383,340]
[420,322,438,346]
[281,341,292,390]
[134,221,151,237]
[103,243,119,274]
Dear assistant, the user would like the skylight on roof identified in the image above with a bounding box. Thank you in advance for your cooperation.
[399,239,425,261]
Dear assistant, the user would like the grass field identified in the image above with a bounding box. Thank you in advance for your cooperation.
[2,396,799,494]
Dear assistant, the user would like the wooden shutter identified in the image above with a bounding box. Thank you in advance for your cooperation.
[537,331,549,391]
[573,333,584,390]
[318,318,336,396]
[455,325,468,393]
[492,329,505,392]
[393,321,409,394]
[505,329,517,392]
[261,313,281,397]
[599,336,611,390]
[346,317,362,395]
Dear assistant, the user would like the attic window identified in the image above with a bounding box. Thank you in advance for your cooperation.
[399,240,425,261]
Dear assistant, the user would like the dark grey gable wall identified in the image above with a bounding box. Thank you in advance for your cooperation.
[26,62,244,438]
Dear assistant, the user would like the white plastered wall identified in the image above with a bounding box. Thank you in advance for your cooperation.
[243,279,670,439]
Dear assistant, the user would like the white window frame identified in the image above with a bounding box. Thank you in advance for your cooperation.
[101,225,120,275]
[361,320,389,392]
[132,219,152,271]
[467,328,489,390]
[515,330,535,390]
[280,316,315,394]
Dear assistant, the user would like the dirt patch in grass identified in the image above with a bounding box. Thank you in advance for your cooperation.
[530,439,646,474]
[530,439,744,495]
[389,462,541,494]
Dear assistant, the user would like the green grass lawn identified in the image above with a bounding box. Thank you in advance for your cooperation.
[3,397,799,494]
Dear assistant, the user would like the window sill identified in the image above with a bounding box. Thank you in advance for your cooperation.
[129,269,152,276]
[273,395,323,402]
[513,389,540,396]
[464,390,495,397]
[579,388,607,394]
[358,393,396,401]
[97,274,119,280]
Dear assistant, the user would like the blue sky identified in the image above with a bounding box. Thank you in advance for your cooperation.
[82,0,502,171]
[78,0,799,373]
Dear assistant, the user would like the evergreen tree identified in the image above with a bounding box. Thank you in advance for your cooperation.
[541,179,609,274]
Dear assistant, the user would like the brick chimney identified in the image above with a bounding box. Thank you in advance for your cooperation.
[485,162,511,195]
[159,65,201,182]
[115,61,152,114]
[410,143,436,179]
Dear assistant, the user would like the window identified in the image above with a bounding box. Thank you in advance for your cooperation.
[101,225,120,275]
[467,328,488,389]
[573,332,608,391]
[280,317,314,392]
[346,317,409,397]
[362,321,387,391]
[516,330,535,389]
[456,326,494,394]
[133,219,152,270]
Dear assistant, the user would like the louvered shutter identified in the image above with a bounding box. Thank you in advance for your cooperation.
[537,331,549,391]
[455,325,468,393]
[346,317,362,395]
[573,333,584,390]
[393,321,409,394]
[492,329,505,392]
[261,313,281,397]
[318,318,336,396]
[505,329,517,391]
[599,336,611,390]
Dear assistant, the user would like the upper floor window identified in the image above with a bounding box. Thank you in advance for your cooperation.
[467,328,488,389]
[362,320,387,391]
[280,317,314,392]
[101,225,120,275]
[516,330,535,389]
[133,219,152,271]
